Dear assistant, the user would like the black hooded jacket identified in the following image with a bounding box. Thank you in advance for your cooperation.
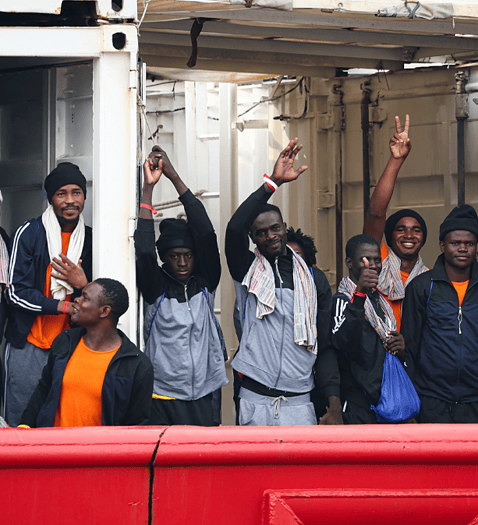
[401,254,478,404]
[20,327,153,427]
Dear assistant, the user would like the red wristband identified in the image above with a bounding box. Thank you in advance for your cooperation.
[63,301,69,314]
[264,180,276,192]
[353,291,366,297]
[140,203,157,215]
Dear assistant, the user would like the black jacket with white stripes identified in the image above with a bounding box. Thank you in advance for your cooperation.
[331,291,386,409]
[6,216,92,349]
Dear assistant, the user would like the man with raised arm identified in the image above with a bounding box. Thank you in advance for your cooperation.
[226,138,341,426]
[19,278,153,428]
[5,163,92,427]
[401,206,478,423]
[135,147,228,426]
[363,115,428,331]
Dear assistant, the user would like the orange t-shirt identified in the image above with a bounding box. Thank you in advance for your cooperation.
[27,232,73,349]
[379,243,409,332]
[54,337,119,427]
[452,280,469,307]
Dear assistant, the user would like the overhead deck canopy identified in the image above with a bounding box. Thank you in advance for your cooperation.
[138,0,478,77]
[3,1,478,77]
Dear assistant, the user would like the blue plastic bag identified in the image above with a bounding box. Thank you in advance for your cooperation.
[371,352,421,423]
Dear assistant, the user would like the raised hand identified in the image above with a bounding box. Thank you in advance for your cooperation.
[270,138,308,186]
[51,254,88,290]
[390,114,411,160]
[356,257,378,294]
[143,149,163,186]
[150,145,178,181]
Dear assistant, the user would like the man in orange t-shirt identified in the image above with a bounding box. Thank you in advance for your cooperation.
[5,163,92,427]
[19,278,153,427]
[363,115,428,333]
[401,205,478,423]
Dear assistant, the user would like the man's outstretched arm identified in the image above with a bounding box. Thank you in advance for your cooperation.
[363,115,412,244]
[226,138,308,281]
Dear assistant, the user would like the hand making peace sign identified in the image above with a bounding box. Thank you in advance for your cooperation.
[389,114,411,160]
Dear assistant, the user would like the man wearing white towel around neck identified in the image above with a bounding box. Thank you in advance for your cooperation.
[226,138,342,426]
[5,163,92,427]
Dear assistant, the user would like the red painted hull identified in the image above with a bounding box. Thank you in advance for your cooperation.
[2,425,478,524]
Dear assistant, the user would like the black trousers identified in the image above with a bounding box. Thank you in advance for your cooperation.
[149,394,214,426]
[342,400,377,425]
[418,395,478,423]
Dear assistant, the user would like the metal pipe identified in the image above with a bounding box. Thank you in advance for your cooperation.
[361,81,372,220]
[457,118,465,206]
[455,71,469,207]
[333,85,345,285]
[335,158,343,284]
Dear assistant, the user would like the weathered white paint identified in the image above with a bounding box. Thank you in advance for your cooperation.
[0,25,137,58]
[92,49,138,339]
[0,0,137,19]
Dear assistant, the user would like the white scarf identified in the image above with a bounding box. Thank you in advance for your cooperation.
[42,204,85,300]
[242,247,317,353]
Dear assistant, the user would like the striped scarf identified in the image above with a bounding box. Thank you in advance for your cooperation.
[337,276,396,343]
[378,246,428,301]
[0,235,8,285]
[242,247,317,354]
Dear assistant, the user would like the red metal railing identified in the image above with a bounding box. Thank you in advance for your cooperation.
[2,425,478,524]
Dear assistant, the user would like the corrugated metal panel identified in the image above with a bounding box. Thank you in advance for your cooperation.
[281,65,478,285]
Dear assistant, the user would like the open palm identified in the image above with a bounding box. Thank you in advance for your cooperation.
[271,138,308,184]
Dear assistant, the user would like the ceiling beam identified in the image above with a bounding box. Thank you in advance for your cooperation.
[140,30,407,62]
[142,8,478,36]
[141,19,478,52]
[140,42,403,71]
[142,52,335,75]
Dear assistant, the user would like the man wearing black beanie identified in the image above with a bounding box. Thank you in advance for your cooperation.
[4,162,92,427]
[401,204,478,423]
[134,147,227,426]
[363,115,428,332]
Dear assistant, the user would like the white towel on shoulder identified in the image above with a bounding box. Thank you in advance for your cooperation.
[42,204,85,300]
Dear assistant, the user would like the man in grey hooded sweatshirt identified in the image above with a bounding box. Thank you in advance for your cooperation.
[135,147,228,426]
[226,139,341,426]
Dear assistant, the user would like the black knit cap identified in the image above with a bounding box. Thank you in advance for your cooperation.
[155,218,195,258]
[385,209,427,247]
[249,203,283,229]
[439,204,478,241]
[44,162,87,203]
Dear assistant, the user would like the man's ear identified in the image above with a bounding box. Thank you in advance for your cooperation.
[100,305,112,319]
[439,241,444,254]
[248,230,254,242]
[345,257,353,270]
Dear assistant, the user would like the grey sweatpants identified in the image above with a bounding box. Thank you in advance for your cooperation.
[238,387,317,426]
[4,341,49,427]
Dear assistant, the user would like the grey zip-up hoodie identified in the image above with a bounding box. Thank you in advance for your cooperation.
[226,185,339,397]
[134,190,228,401]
